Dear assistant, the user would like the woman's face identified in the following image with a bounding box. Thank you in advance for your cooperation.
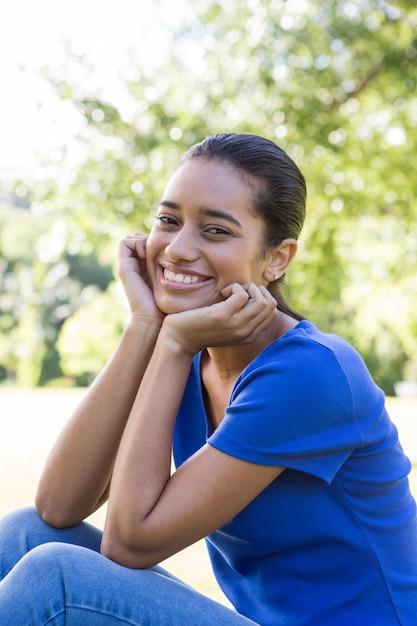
[146,158,271,314]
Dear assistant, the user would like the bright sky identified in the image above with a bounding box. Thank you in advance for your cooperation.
[0,0,186,173]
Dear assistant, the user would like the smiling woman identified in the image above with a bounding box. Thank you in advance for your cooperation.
[145,157,297,315]
[0,133,416,626]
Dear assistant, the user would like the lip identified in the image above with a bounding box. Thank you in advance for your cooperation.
[159,264,212,289]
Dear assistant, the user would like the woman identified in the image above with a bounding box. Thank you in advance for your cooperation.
[0,133,416,625]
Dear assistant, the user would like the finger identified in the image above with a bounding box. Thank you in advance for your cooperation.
[220,282,248,299]
[119,235,147,255]
[257,284,279,308]
[242,282,261,300]
[119,239,137,261]
[123,233,147,250]
[240,283,278,308]
[220,283,250,309]
[233,284,278,326]
[135,236,148,259]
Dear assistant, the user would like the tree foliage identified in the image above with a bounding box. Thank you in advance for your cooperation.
[1,0,416,393]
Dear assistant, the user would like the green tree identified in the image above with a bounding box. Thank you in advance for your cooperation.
[0,202,114,384]
[3,0,417,391]
[57,287,127,385]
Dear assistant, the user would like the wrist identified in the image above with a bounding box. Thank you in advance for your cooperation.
[157,323,198,360]
[125,316,163,341]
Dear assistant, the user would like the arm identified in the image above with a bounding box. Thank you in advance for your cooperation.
[101,283,285,568]
[35,235,164,527]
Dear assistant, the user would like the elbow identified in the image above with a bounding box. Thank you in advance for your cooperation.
[101,539,158,570]
[101,524,162,569]
[35,495,62,528]
[35,494,81,529]
[101,543,156,570]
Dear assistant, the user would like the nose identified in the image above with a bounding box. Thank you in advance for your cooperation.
[164,225,199,262]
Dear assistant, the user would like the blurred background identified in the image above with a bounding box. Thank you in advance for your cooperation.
[1,0,416,598]
[1,0,417,394]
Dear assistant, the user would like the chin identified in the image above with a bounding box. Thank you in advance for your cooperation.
[158,303,187,315]
[153,295,193,315]
[154,293,221,315]
[157,302,203,315]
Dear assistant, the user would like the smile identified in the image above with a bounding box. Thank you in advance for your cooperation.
[163,269,203,284]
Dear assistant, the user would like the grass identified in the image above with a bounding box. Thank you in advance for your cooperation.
[1,388,416,605]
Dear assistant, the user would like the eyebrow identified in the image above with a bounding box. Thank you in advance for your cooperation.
[157,200,243,228]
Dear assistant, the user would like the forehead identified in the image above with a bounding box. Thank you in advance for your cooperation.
[162,159,257,211]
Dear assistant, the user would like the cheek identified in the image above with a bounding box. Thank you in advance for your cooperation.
[145,227,167,261]
[145,229,155,253]
[145,227,160,260]
[145,237,158,280]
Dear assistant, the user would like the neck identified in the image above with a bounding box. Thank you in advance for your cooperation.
[204,312,298,383]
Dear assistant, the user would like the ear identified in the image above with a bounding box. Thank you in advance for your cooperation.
[263,238,298,283]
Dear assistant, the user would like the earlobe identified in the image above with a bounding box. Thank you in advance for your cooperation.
[264,239,298,283]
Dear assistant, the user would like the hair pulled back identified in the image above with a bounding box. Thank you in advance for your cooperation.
[182,133,307,320]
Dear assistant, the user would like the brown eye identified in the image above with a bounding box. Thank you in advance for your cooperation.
[156,215,178,227]
[205,226,232,236]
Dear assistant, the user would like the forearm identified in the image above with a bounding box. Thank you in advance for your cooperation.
[35,318,161,527]
[101,326,193,561]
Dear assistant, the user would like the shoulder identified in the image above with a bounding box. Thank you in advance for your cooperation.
[238,320,368,395]
[231,320,384,431]
[209,321,383,478]
[263,320,364,367]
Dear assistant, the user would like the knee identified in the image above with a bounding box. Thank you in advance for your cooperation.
[24,541,75,569]
[20,542,104,595]
[0,506,41,543]
[0,505,39,528]
[0,507,46,579]
[14,542,85,588]
[0,543,70,619]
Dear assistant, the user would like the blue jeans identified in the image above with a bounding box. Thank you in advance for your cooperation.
[0,507,258,625]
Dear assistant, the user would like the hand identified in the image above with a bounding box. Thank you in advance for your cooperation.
[162,282,279,357]
[118,234,165,324]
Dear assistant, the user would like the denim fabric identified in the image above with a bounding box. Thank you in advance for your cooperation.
[0,507,257,625]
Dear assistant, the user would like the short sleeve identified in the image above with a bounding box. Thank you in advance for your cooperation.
[207,329,385,483]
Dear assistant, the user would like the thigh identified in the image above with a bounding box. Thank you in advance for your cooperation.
[0,541,258,626]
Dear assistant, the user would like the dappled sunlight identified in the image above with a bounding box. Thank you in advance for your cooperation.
[1,0,417,397]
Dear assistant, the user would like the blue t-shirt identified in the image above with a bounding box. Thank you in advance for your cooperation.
[173,321,417,625]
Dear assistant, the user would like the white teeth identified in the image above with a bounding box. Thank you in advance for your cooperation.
[164,269,199,284]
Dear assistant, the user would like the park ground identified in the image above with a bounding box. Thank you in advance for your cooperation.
[1,388,416,605]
